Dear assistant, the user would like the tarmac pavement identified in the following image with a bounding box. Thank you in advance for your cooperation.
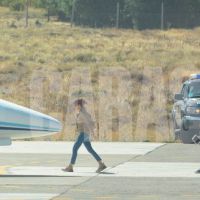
[0,142,200,200]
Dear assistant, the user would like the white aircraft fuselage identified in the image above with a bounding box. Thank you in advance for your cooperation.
[0,99,62,146]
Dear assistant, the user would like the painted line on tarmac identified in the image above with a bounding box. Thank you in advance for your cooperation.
[1,163,200,178]
[0,193,59,200]
[3,166,99,177]
[0,142,165,155]
[101,162,200,178]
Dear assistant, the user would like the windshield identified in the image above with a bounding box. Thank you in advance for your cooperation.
[188,82,200,98]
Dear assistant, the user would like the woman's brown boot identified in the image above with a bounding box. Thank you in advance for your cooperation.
[96,162,107,173]
[62,164,74,172]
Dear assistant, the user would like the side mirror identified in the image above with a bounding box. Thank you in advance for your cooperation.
[174,93,183,101]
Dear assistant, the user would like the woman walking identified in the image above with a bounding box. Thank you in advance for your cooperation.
[62,99,107,173]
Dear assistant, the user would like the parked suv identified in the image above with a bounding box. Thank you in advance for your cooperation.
[172,74,200,143]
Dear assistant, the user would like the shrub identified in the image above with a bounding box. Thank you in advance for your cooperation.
[75,53,96,63]
[10,0,24,11]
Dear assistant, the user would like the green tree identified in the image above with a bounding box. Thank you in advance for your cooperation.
[75,0,119,27]
[1,0,200,29]
[33,0,72,21]
[124,0,200,29]
[164,0,200,28]
[0,0,25,11]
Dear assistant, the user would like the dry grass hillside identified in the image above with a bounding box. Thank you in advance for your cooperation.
[1,7,200,142]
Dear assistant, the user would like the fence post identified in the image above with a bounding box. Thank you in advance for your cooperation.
[25,0,29,27]
[116,1,120,28]
[71,0,76,27]
[161,0,164,30]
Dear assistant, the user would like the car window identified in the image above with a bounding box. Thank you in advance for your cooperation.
[188,82,200,98]
[184,86,188,98]
[181,85,185,95]
[181,85,188,98]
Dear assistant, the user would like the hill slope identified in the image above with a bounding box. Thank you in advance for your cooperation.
[0,7,200,142]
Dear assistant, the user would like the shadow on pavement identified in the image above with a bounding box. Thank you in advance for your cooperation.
[99,172,115,175]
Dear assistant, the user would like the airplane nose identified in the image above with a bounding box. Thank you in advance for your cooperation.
[38,116,62,133]
[0,99,62,139]
[23,111,63,137]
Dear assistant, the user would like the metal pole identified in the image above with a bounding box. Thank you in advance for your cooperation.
[47,0,50,22]
[47,7,50,22]
[25,0,29,27]
[71,0,76,27]
[161,0,164,30]
[116,2,120,28]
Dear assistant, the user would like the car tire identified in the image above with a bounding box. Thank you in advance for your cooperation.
[179,130,195,144]
[181,118,189,131]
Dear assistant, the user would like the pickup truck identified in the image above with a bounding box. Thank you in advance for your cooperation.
[172,74,200,143]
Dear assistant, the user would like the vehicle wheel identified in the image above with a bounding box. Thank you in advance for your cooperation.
[179,130,195,144]
[181,118,189,131]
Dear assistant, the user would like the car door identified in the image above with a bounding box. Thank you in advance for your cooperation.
[173,84,188,128]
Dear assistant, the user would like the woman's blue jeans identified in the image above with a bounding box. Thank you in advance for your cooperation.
[70,132,102,165]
